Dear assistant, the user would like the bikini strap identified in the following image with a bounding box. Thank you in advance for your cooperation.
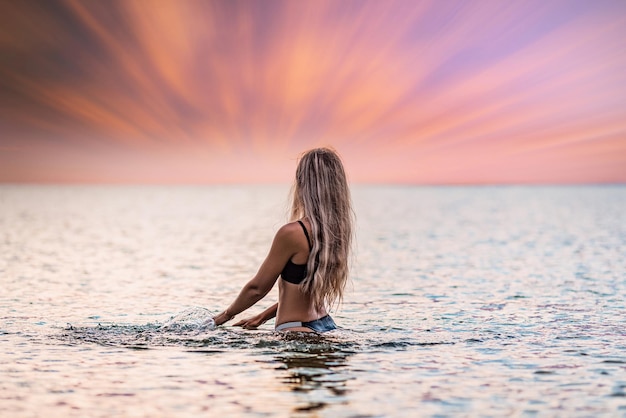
[296,220,312,250]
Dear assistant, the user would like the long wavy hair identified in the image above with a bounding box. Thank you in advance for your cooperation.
[289,147,354,309]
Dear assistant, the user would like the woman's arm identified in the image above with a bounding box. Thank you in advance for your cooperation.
[213,224,299,326]
[213,282,272,326]
[260,302,278,321]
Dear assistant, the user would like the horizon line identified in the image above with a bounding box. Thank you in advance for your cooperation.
[1,181,624,187]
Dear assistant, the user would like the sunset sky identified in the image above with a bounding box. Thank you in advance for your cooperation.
[1,0,625,184]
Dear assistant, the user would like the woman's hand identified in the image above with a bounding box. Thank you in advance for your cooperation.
[233,313,267,330]
[213,310,234,326]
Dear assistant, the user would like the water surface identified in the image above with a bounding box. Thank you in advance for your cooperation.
[1,185,625,416]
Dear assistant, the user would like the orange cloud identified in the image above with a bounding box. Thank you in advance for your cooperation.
[0,0,624,183]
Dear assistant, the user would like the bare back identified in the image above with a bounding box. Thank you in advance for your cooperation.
[276,219,327,329]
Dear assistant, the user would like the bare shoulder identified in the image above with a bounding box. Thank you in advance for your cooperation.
[275,221,304,242]
[275,221,312,252]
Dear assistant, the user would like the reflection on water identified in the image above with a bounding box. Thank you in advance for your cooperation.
[55,319,357,416]
[1,185,626,417]
[275,344,353,414]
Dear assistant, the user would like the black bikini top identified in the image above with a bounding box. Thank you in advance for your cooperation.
[280,220,312,285]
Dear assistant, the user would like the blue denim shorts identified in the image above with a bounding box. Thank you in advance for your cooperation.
[275,314,337,333]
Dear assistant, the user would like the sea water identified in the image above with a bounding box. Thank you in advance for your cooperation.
[1,185,625,417]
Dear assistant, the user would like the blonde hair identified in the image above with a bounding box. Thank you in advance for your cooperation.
[289,147,354,309]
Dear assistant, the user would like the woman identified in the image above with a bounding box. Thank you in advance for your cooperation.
[212,148,354,332]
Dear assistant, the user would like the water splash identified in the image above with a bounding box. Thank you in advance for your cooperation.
[159,306,216,332]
